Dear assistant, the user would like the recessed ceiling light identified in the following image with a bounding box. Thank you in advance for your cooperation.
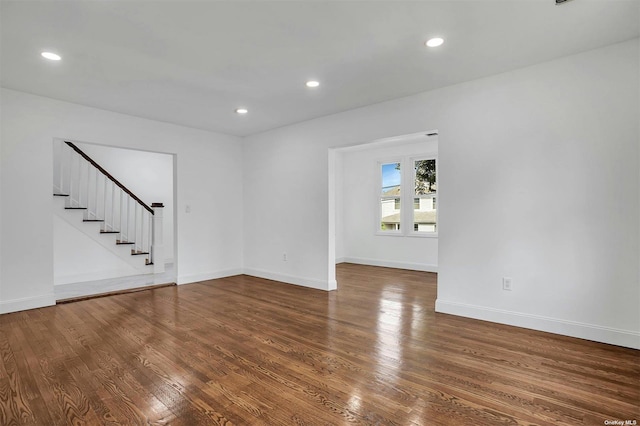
[306,80,320,88]
[235,108,248,114]
[425,37,444,48]
[41,52,61,61]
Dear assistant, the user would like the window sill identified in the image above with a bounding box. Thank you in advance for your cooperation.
[408,232,438,238]
[375,231,438,238]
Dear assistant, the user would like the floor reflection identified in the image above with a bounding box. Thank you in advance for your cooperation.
[374,289,404,380]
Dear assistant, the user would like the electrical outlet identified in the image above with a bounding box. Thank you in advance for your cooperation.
[503,277,513,291]
[283,253,287,262]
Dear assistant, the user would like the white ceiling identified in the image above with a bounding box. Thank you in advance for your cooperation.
[1,1,638,137]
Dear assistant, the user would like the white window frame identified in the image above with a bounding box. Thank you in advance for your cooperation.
[376,159,403,236]
[376,155,438,238]
[408,155,438,238]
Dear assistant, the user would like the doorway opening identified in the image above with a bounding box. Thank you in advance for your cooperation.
[52,139,177,300]
[328,131,439,290]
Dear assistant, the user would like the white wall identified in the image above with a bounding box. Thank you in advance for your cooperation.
[242,131,335,290]
[1,88,244,313]
[75,142,175,262]
[243,39,639,348]
[337,138,438,271]
[0,91,2,304]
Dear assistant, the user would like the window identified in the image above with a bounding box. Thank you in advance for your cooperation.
[413,159,437,234]
[379,162,401,232]
[377,157,437,236]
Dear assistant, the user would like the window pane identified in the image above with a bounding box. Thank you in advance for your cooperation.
[414,206,436,232]
[415,159,436,195]
[380,198,400,231]
[381,163,401,196]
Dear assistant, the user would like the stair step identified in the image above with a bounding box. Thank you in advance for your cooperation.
[65,207,87,210]
[131,250,149,256]
[53,193,69,197]
[145,260,154,266]
[83,219,104,222]
[116,240,134,245]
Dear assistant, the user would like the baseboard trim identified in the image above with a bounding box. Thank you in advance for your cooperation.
[55,269,149,286]
[328,279,337,291]
[55,270,176,301]
[341,257,438,273]
[177,269,243,285]
[57,283,176,304]
[243,268,331,291]
[435,299,640,350]
[0,293,56,314]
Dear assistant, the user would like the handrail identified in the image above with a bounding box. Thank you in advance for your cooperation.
[64,141,154,215]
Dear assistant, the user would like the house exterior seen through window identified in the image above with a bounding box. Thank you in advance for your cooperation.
[380,162,402,232]
[378,158,436,236]
[413,159,437,233]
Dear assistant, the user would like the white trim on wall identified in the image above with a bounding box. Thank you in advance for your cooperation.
[177,269,243,285]
[54,275,173,301]
[243,268,332,291]
[340,257,437,273]
[0,294,56,314]
[435,299,640,350]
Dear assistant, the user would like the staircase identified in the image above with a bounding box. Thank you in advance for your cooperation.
[53,140,165,277]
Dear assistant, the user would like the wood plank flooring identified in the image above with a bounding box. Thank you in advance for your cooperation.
[0,263,638,425]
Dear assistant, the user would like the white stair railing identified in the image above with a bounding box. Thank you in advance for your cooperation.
[53,140,164,272]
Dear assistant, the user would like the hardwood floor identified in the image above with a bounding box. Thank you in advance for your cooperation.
[0,264,638,425]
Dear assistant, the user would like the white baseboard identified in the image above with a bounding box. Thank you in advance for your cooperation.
[243,268,331,291]
[340,256,438,273]
[335,257,346,264]
[0,294,56,314]
[328,279,337,291]
[435,299,640,350]
[55,269,148,286]
[177,268,243,285]
[179,267,334,291]
[55,271,176,301]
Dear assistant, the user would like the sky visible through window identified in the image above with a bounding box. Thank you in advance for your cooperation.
[381,163,401,192]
